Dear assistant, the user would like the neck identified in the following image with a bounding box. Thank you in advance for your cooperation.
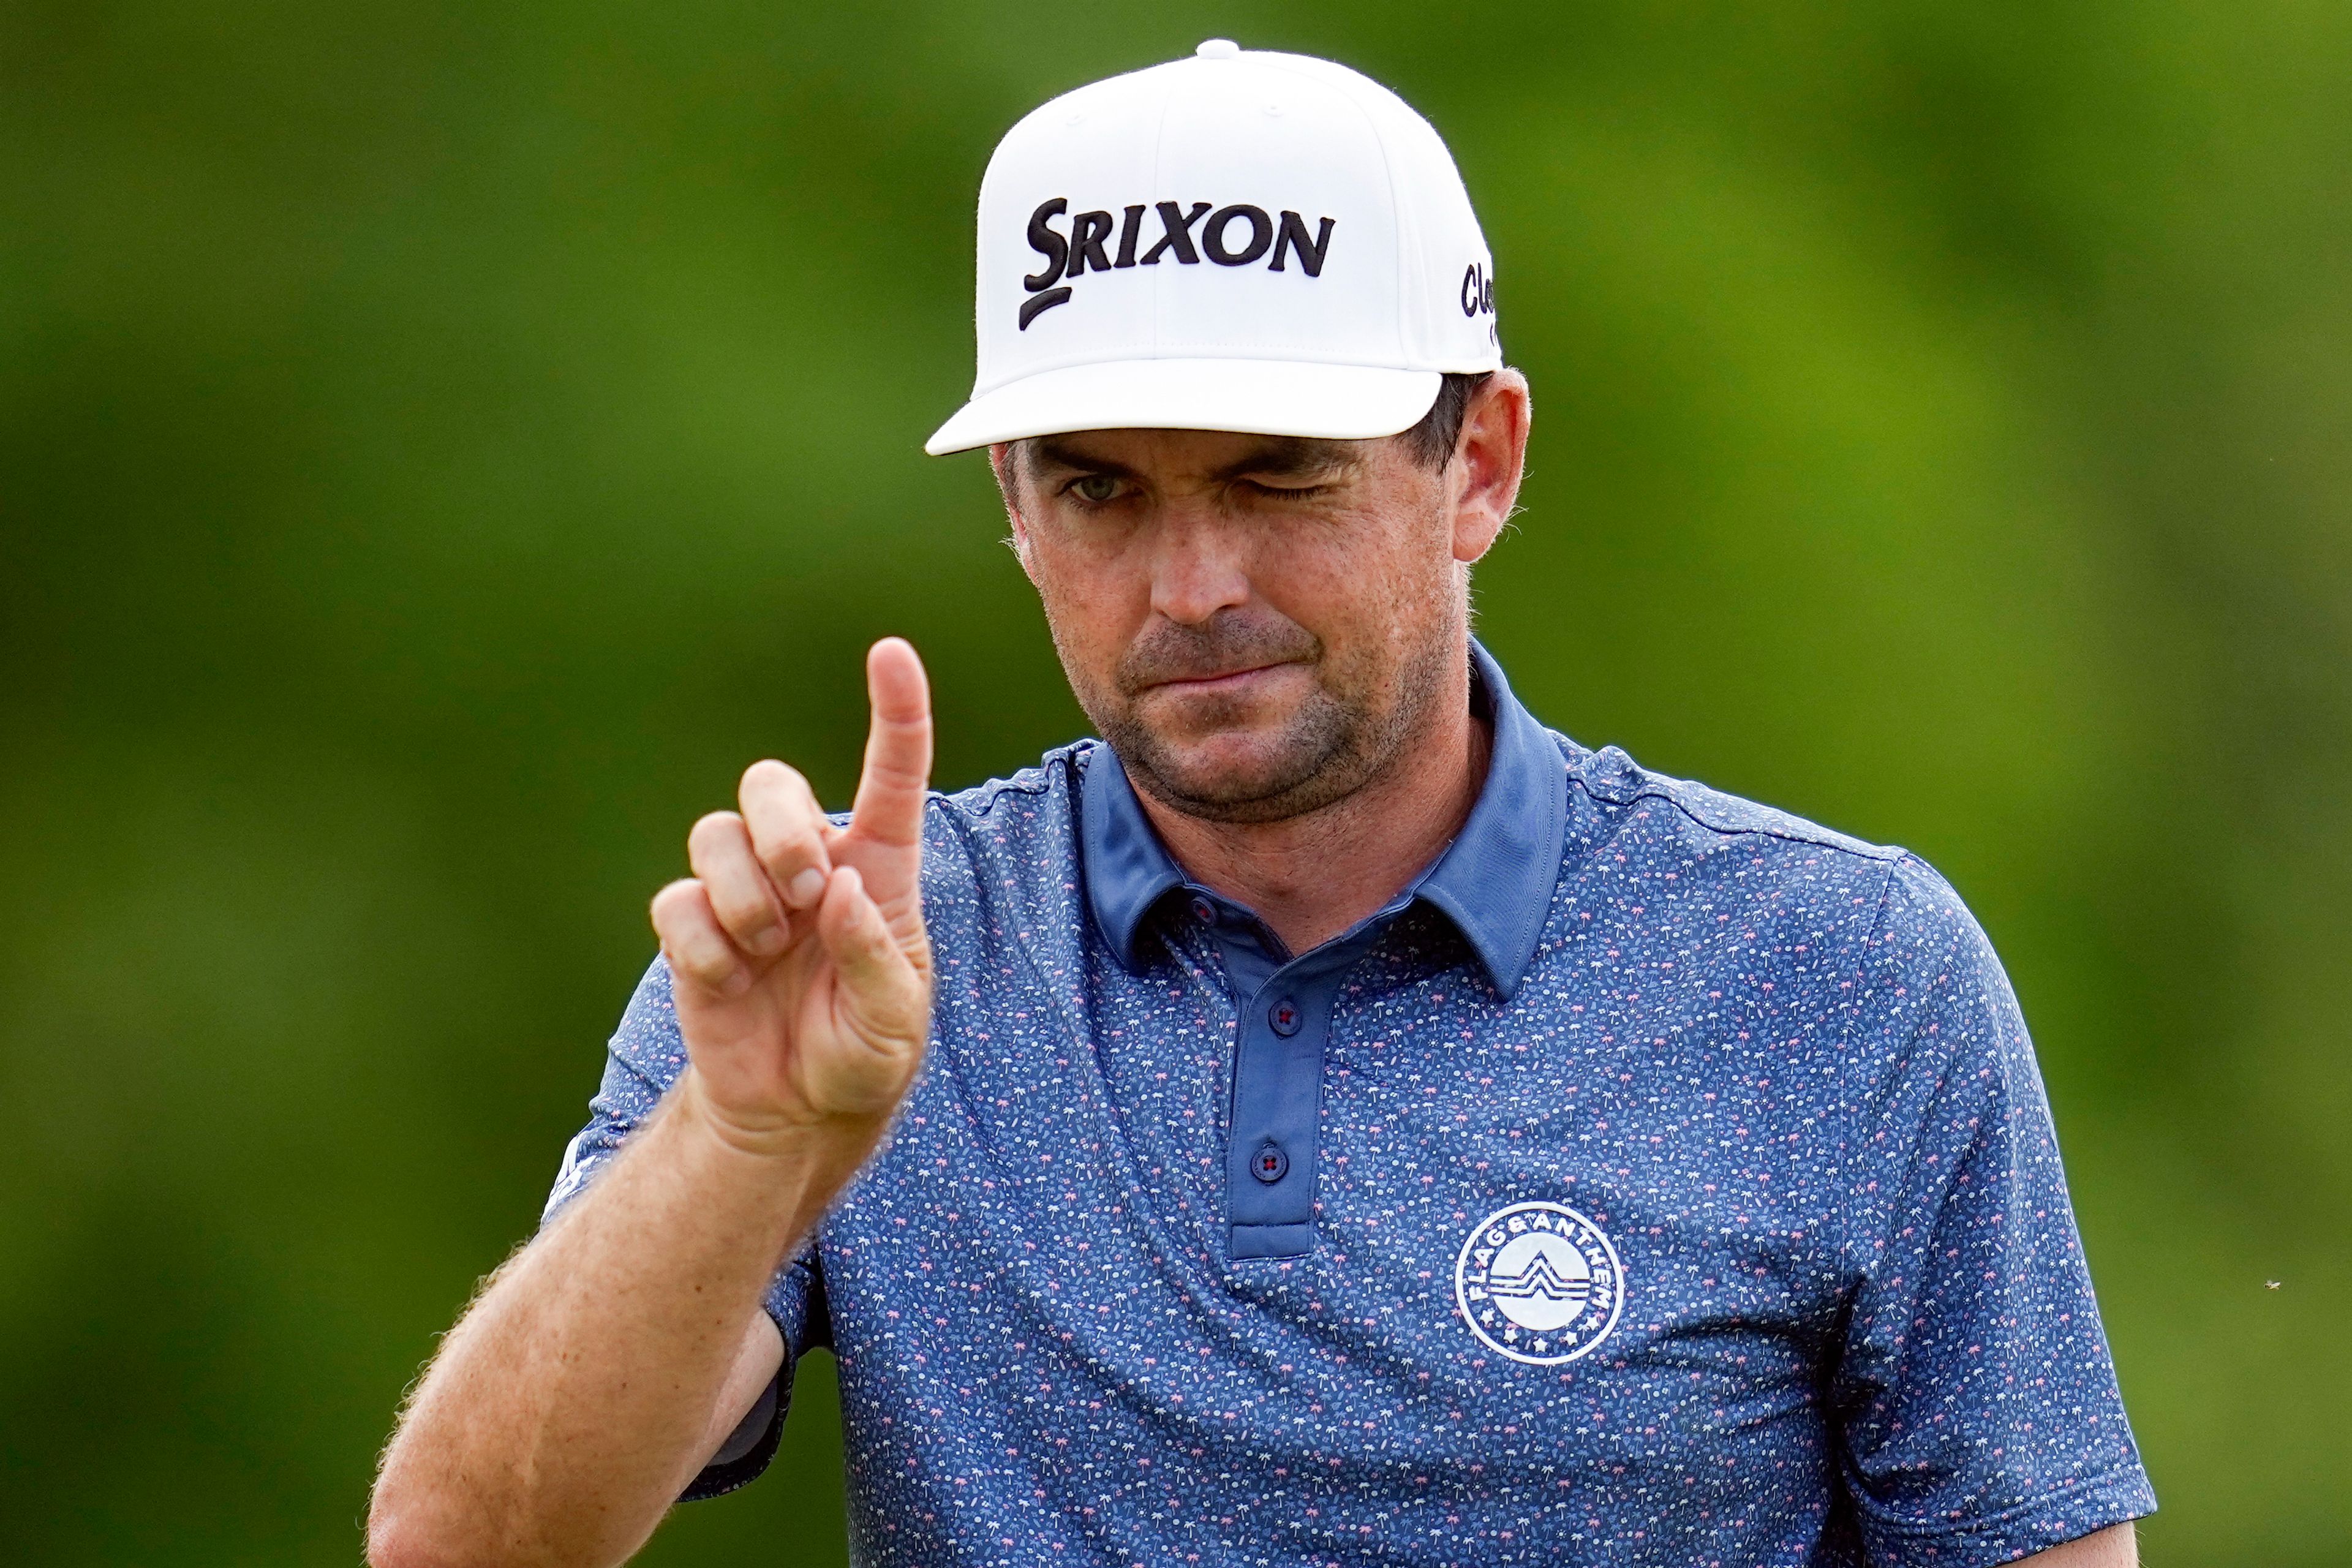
[1133,652,1493,956]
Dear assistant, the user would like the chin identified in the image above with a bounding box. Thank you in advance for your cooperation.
[1150,729,1294,793]
[1106,677,1362,817]
[1124,722,1359,822]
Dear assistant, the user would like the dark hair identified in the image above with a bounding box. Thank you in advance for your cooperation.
[1398,371,1495,469]
[1005,369,1496,484]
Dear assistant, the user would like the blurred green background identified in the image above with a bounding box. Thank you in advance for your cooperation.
[5,1,2346,1562]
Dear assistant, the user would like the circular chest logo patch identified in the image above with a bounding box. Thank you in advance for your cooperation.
[1453,1200,1626,1365]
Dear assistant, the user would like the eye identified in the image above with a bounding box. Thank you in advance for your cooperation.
[1068,473,1122,504]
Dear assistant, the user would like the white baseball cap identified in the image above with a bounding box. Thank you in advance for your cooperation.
[924,39,1501,456]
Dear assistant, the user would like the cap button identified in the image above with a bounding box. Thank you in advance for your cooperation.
[1195,37,1240,59]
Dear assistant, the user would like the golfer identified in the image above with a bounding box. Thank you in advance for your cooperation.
[371,42,2154,1568]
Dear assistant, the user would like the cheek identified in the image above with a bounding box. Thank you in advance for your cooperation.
[1255,504,1449,635]
[1028,529,1151,659]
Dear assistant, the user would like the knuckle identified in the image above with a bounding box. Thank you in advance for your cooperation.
[739,756,793,792]
[741,759,813,807]
[650,878,704,924]
[688,811,745,856]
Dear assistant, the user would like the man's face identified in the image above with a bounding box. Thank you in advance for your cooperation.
[993,399,1520,824]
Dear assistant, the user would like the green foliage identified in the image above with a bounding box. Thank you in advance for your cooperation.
[4,2,2345,1561]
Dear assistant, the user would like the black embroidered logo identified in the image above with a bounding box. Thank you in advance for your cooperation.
[1460,260,1496,319]
[1461,260,1498,347]
[1019,198,1337,330]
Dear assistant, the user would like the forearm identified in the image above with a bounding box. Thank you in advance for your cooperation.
[369,641,933,1566]
[369,1074,873,1568]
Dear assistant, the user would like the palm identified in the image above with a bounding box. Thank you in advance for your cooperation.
[654,640,935,1134]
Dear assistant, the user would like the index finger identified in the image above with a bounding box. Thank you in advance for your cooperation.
[847,637,932,852]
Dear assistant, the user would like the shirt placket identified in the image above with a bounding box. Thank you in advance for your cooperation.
[1189,895,1371,1261]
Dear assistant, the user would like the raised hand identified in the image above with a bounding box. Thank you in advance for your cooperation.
[649,639,934,1149]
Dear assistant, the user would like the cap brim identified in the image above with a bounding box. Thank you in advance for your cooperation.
[923,359,1442,455]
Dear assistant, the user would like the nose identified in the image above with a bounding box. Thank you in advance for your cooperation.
[1147,505,1252,628]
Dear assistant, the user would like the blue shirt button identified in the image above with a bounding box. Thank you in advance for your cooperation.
[1269,997,1302,1036]
[1251,1142,1289,1183]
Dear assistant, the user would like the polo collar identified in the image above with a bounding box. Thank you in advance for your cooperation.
[1079,640,1566,1000]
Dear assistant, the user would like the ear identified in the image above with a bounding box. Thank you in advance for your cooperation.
[989,442,1039,583]
[1447,369,1531,565]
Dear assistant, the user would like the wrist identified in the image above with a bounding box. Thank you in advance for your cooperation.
[671,1067,891,1175]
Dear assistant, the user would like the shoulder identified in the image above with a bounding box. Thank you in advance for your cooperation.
[1561,735,1960,903]
[1567,737,1906,865]
[1548,742,2035,1158]
[920,741,1089,833]
[914,739,1093,889]
[1554,734,1997,1002]
[911,741,1109,978]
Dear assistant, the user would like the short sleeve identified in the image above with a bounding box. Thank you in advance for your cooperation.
[540,957,834,1501]
[1834,865,2155,1564]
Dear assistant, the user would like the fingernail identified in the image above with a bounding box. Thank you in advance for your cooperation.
[789,869,827,907]
[749,923,790,956]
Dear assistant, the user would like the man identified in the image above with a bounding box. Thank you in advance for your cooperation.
[371,41,2154,1568]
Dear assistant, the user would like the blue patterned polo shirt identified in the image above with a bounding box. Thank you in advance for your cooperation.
[546,643,2154,1566]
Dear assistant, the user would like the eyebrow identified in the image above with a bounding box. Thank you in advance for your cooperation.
[1026,438,1142,484]
[1023,434,1361,486]
[1209,436,1359,484]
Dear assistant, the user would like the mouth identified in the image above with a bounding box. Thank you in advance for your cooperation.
[1145,660,1297,697]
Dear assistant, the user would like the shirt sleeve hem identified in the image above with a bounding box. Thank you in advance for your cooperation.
[1857,1464,2157,1566]
[677,1302,797,1503]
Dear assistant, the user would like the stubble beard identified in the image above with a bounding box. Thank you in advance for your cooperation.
[1066,601,1459,827]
